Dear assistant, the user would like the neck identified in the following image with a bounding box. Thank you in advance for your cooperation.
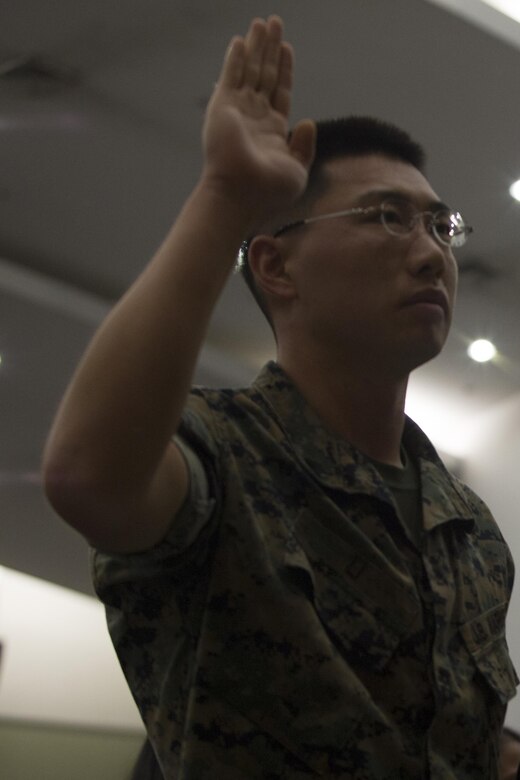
[277,349,409,467]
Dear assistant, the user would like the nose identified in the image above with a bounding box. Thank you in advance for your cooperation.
[406,216,452,278]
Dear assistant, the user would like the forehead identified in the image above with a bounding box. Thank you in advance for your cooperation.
[314,154,441,211]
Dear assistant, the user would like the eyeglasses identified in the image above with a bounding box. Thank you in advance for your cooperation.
[273,198,473,249]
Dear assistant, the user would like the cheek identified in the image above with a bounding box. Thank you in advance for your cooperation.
[447,258,458,302]
[296,237,389,309]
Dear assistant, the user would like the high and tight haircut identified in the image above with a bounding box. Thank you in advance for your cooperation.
[239,115,427,327]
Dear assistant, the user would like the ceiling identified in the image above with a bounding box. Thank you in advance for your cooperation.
[2,0,520,596]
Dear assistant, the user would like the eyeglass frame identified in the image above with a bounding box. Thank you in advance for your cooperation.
[271,199,473,249]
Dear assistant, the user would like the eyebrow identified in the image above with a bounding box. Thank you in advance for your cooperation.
[354,188,452,213]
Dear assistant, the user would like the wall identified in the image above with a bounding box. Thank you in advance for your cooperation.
[0,567,143,730]
[0,566,145,777]
[0,719,143,780]
[464,391,520,729]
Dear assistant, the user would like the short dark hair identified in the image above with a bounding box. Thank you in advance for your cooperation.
[311,115,425,169]
[239,115,426,326]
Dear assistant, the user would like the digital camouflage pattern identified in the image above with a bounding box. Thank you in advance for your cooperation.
[92,362,518,779]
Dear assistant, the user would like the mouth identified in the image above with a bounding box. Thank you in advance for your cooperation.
[403,288,449,317]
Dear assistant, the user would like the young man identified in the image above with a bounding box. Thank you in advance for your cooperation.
[42,16,517,780]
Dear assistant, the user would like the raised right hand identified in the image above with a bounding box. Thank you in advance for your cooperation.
[201,16,316,230]
[43,17,315,554]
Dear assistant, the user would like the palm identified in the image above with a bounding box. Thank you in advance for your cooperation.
[202,17,315,221]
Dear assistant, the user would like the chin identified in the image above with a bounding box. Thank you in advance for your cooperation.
[406,340,445,371]
[407,322,450,363]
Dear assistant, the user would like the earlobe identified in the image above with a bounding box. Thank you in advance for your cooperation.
[248,235,296,300]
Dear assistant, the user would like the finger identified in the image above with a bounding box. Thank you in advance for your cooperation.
[257,16,283,95]
[271,43,294,117]
[289,119,317,171]
[242,18,268,89]
[219,36,246,90]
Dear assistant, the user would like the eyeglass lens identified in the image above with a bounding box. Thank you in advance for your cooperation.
[380,200,467,247]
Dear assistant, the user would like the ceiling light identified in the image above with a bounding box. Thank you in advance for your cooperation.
[467,339,497,363]
[510,179,520,202]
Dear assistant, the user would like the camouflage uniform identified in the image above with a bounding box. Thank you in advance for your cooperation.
[92,362,518,779]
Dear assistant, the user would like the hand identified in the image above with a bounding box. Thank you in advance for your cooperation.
[202,16,315,228]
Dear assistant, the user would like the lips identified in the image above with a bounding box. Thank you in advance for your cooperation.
[403,288,449,316]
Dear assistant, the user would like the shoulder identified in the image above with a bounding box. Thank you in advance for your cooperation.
[180,383,276,448]
[453,476,505,540]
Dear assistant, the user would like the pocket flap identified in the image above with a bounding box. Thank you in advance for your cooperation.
[460,604,519,704]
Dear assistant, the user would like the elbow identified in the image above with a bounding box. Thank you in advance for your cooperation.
[42,443,115,541]
[42,451,96,533]
[42,447,150,552]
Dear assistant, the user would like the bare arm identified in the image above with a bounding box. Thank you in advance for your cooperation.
[42,16,315,554]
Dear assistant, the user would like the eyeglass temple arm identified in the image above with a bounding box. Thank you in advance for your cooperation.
[273,207,368,237]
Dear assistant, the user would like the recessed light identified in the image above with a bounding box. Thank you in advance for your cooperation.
[509,179,520,202]
[467,339,497,363]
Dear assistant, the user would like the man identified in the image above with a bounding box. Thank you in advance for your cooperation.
[42,15,517,779]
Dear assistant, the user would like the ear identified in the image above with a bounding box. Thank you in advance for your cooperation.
[247,235,297,302]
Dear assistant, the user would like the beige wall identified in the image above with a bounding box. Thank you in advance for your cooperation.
[464,392,520,730]
[0,719,144,780]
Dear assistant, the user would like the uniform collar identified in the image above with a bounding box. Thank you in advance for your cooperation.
[253,361,475,531]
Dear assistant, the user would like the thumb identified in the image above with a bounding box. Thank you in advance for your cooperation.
[289,119,316,171]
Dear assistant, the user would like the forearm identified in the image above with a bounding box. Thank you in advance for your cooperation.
[43,180,251,504]
[42,15,314,548]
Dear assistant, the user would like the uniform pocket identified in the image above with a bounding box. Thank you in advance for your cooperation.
[459,603,519,704]
[287,508,422,673]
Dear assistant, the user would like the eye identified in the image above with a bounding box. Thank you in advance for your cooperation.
[382,204,406,224]
[380,200,412,232]
[434,211,456,238]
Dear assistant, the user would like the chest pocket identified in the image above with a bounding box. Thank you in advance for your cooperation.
[459,604,519,705]
[286,508,422,673]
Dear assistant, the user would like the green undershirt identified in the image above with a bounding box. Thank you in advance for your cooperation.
[368,448,423,550]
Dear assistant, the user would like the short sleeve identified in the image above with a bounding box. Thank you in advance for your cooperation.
[166,434,213,550]
[92,435,217,594]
